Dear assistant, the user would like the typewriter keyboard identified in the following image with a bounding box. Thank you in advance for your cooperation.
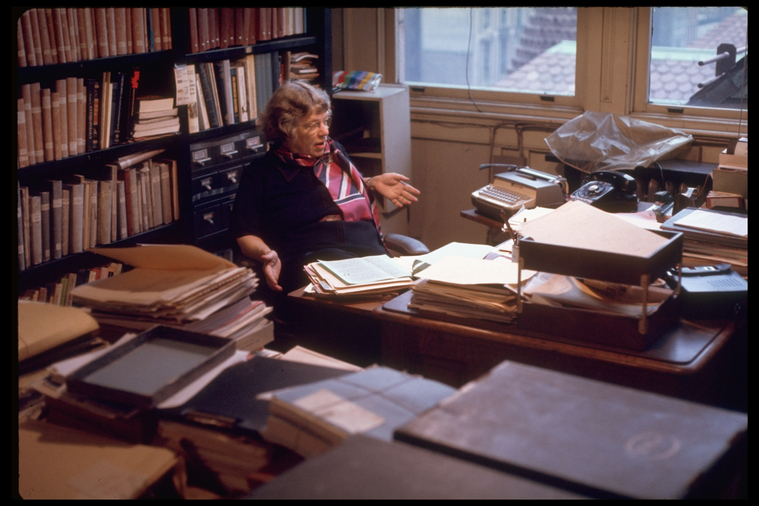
[477,185,532,209]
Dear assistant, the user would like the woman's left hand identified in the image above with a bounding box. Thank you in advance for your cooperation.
[367,173,421,207]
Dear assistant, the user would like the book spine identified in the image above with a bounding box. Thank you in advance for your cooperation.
[30,83,45,163]
[48,180,63,260]
[197,62,221,128]
[55,80,69,159]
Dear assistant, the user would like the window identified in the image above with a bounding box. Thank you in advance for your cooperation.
[399,7,577,97]
[634,7,747,117]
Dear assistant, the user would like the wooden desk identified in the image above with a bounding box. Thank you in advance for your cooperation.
[375,291,746,411]
[285,288,746,411]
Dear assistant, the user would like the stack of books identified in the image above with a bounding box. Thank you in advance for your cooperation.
[17,8,172,69]
[285,52,320,87]
[187,8,306,54]
[188,55,272,133]
[303,254,415,297]
[131,96,179,140]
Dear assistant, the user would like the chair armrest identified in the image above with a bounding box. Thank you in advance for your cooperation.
[384,233,430,256]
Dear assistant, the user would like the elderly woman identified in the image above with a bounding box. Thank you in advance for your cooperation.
[231,81,420,305]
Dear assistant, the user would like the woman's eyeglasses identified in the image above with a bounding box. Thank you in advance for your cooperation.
[303,114,332,134]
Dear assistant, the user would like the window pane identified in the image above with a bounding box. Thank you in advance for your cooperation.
[401,7,577,96]
[649,7,747,109]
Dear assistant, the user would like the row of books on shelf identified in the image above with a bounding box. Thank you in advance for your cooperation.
[188,7,306,54]
[17,70,176,167]
[17,7,172,68]
[187,54,275,133]
[19,261,124,307]
[17,151,179,271]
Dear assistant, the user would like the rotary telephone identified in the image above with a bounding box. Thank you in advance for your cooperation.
[569,170,638,213]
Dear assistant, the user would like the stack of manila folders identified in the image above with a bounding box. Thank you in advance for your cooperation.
[69,244,273,352]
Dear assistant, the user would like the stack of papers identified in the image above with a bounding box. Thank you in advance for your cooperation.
[410,255,536,324]
[70,244,273,351]
[304,254,415,296]
[661,208,748,276]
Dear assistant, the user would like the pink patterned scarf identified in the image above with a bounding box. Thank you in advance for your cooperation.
[273,139,383,238]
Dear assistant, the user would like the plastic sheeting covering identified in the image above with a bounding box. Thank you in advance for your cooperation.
[545,112,693,174]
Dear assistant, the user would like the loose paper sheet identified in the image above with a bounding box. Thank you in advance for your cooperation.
[416,255,535,286]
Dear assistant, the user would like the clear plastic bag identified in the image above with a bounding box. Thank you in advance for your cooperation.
[545,111,693,173]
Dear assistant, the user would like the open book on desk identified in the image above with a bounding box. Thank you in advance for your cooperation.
[304,254,414,296]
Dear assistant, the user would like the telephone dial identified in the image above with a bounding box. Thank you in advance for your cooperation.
[570,170,638,213]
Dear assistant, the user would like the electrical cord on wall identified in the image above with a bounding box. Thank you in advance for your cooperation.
[466,8,485,114]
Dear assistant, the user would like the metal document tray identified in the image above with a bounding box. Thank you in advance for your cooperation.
[516,230,683,350]
[66,326,235,409]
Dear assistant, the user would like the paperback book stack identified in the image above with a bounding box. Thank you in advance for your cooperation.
[131,96,179,140]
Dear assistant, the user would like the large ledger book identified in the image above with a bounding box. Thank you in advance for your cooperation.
[394,360,747,499]
[247,434,586,499]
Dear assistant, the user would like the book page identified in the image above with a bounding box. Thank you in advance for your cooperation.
[318,255,412,285]
[416,255,535,286]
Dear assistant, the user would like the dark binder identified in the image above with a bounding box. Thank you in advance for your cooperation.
[247,434,586,499]
[394,360,747,499]
[156,355,350,434]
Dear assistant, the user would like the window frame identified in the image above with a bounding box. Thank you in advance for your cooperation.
[391,7,747,137]
[629,7,747,136]
[395,7,588,121]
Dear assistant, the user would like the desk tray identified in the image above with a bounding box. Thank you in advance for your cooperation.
[66,325,235,410]
[516,230,683,350]
[517,230,683,286]
[517,295,680,351]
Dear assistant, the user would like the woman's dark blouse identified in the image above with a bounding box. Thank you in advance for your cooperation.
[230,141,387,292]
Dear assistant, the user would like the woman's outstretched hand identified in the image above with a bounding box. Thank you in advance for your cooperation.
[368,173,421,208]
[260,250,283,292]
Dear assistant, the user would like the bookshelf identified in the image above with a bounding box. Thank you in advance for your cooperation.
[16,7,333,297]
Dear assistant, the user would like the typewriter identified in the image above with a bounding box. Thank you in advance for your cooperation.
[471,165,568,221]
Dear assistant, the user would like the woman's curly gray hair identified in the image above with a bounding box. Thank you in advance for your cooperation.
[257,81,331,143]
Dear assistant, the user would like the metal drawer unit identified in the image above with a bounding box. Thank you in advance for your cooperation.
[189,129,265,245]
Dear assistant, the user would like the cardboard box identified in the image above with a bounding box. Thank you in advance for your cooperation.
[719,138,747,169]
